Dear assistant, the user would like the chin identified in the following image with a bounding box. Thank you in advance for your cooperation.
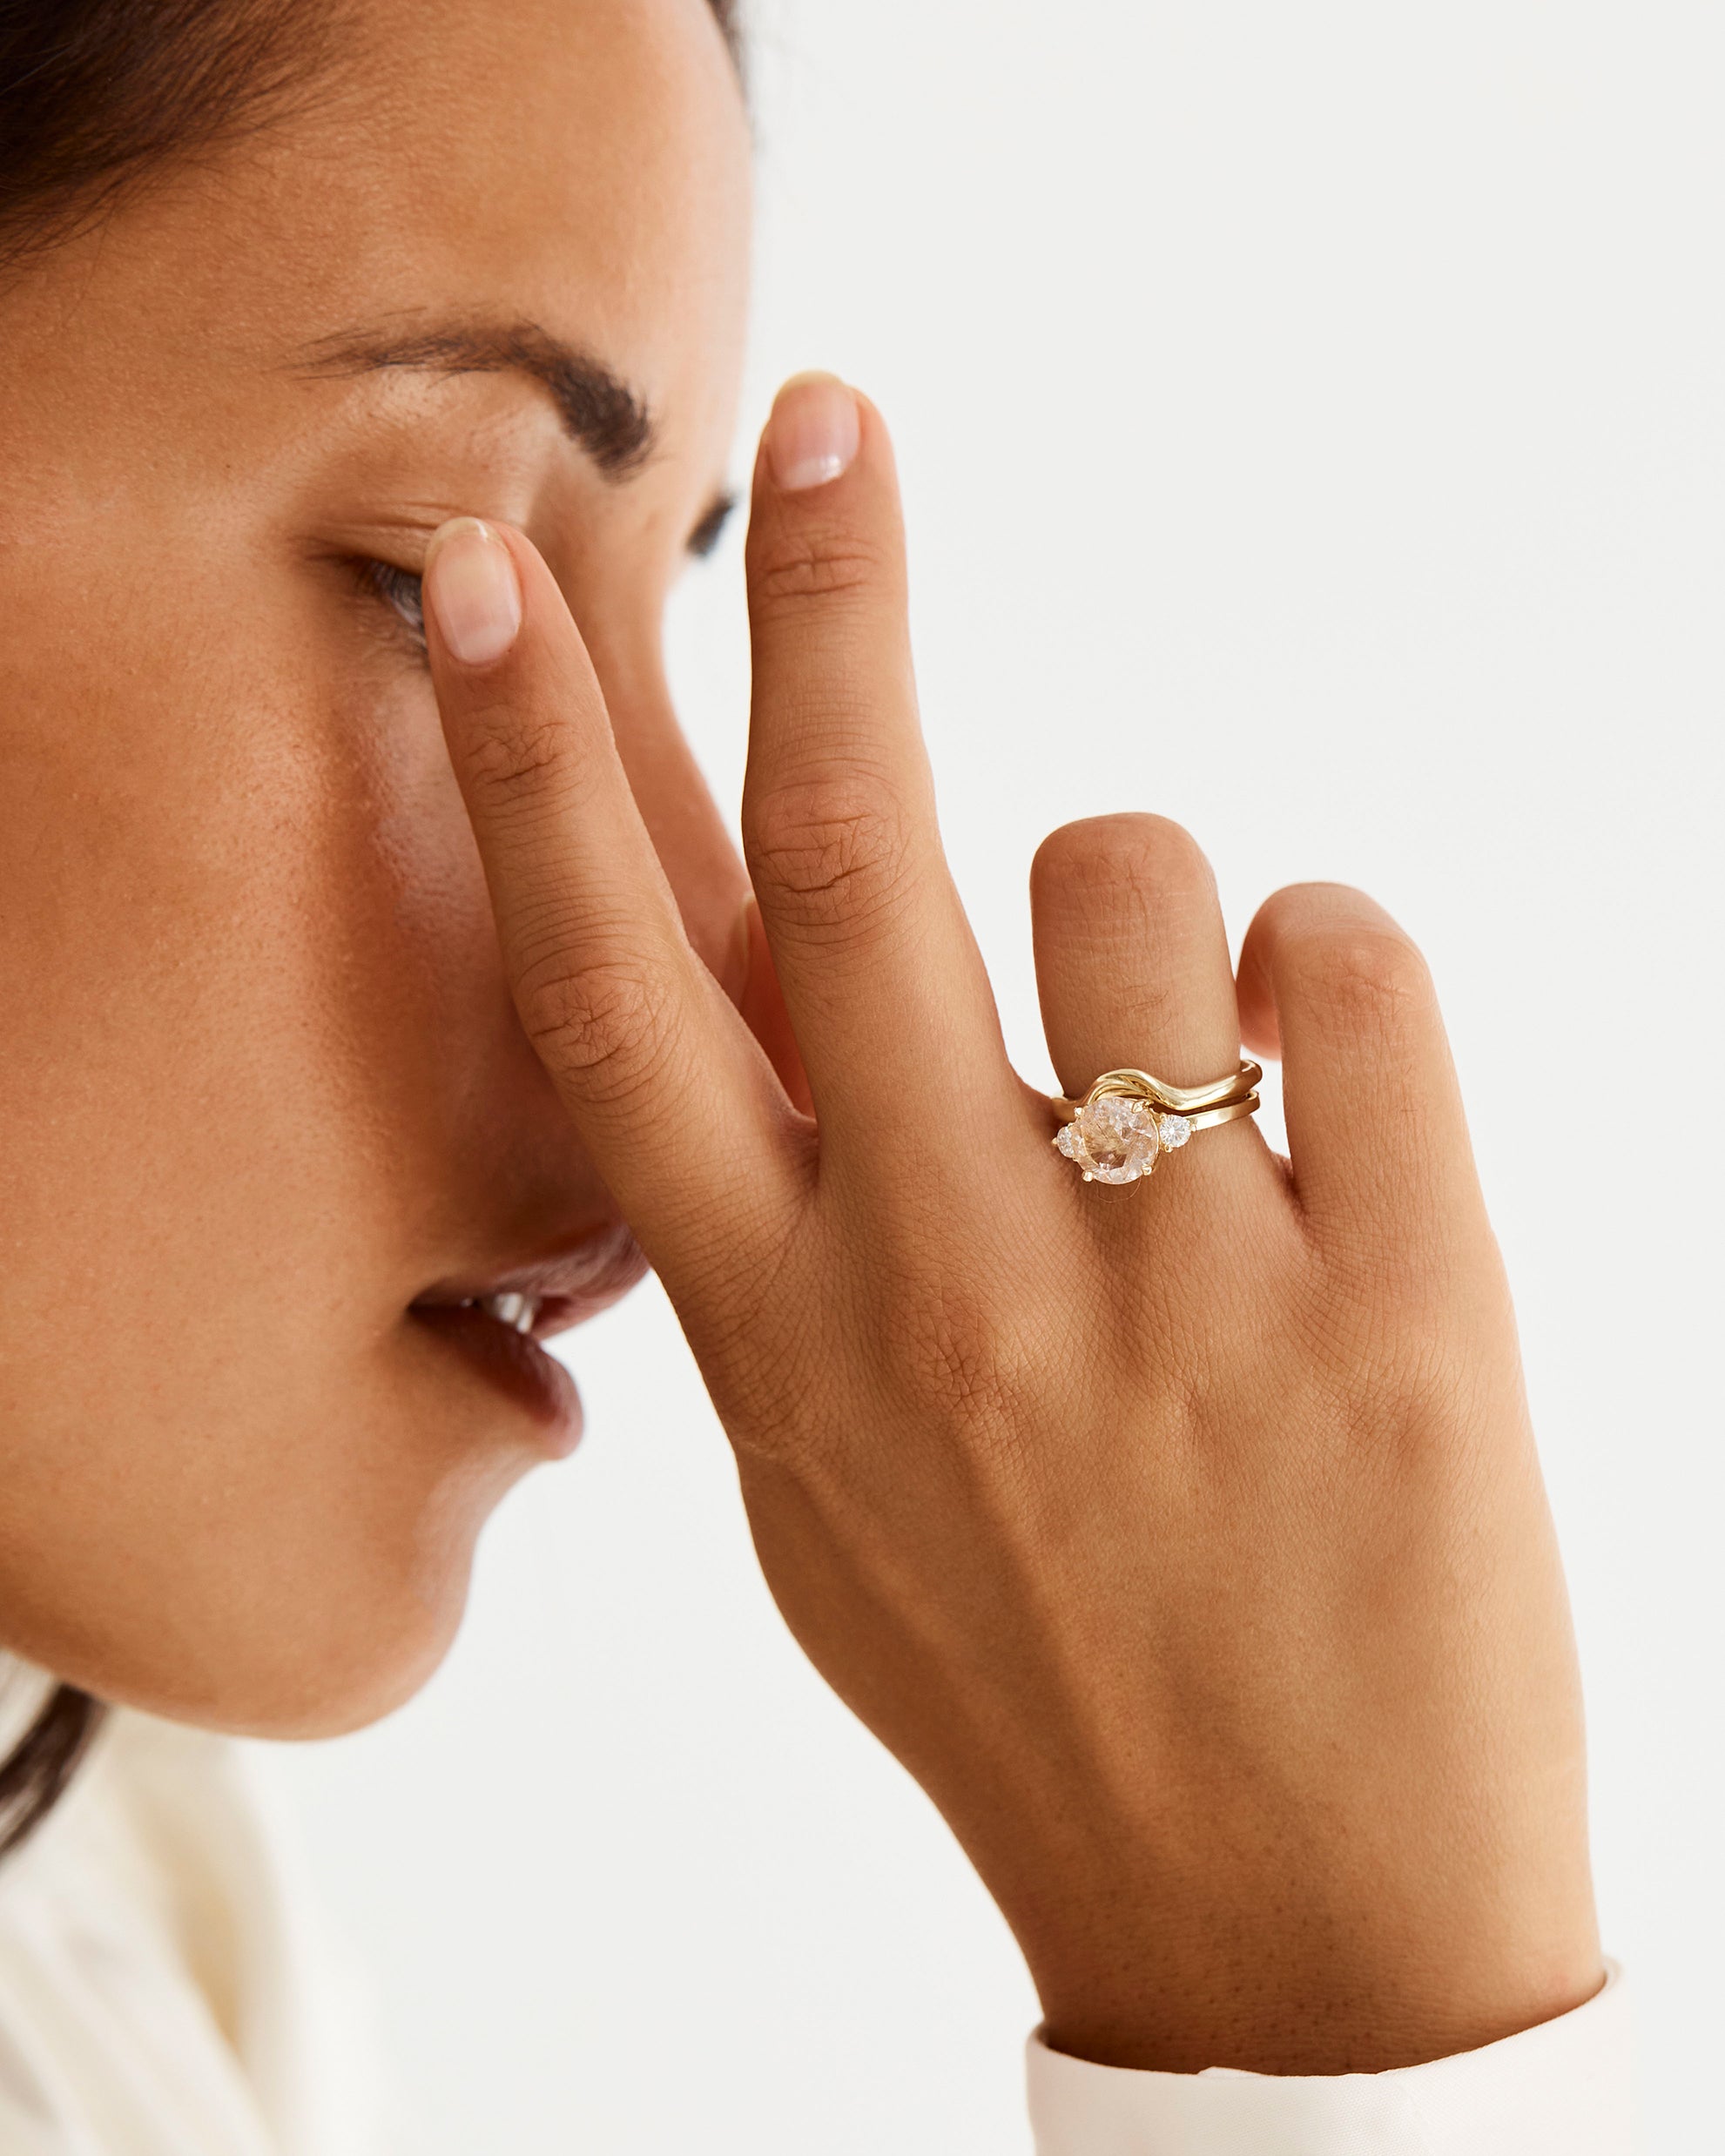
[190,1456,527,1742]
[0,1293,595,1742]
[29,1554,475,1745]
[248,1608,470,1742]
[8,1418,536,1745]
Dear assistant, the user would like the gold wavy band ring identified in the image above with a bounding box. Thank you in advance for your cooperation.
[1051,1062,1262,1186]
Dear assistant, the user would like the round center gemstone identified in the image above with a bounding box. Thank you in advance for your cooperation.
[1056,1092,1162,1183]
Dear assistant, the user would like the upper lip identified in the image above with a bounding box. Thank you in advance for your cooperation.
[410,1219,650,1342]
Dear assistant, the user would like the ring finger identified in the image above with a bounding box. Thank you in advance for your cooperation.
[1029,812,1271,1201]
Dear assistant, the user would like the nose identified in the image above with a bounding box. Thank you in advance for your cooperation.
[596,652,810,1116]
[431,654,753,1263]
[606,664,752,1003]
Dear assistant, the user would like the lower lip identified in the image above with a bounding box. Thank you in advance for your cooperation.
[409,1304,584,1458]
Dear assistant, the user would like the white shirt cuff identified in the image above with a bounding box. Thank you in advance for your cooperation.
[1026,1962,1639,2154]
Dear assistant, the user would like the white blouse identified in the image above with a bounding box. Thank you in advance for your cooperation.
[0,1678,1640,2155]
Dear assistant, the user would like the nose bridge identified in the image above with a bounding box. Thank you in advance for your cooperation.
[608,664,751,1003]
[419,639,755,1281]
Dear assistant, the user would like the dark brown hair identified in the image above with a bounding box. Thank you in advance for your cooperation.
[0,0,741,1858]
[0,0,351,272]
[0,0,743,272]
[0,1684,106,1858]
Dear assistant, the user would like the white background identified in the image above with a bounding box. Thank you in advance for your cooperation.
[259,4,1723,2149]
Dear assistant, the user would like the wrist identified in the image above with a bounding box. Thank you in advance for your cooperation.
[984,1798,1602,2076]
[1024,1896,1603,2076]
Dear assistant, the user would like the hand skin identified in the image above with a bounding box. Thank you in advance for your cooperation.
[422,379,1602,2076]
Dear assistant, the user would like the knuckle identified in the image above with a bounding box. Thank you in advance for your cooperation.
[749,523,889,616]
[455,710,574,819]
[1309,1297,1488,1470]
[745,771,914,936]
[513,953,677,1106]
[893,1275,1030,1453]
[1303,928,1435,1030]
[1034,812,1213,904]
[1253,884,1435,1032]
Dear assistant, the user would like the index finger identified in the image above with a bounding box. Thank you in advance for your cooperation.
[423,517,804,1280]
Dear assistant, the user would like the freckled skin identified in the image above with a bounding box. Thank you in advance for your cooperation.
[0,0,751,1733]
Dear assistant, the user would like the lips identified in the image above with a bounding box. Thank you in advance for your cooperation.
[408,1220,650,1454]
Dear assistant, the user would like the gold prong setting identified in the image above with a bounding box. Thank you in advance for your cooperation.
[1050,1066,1258,1187]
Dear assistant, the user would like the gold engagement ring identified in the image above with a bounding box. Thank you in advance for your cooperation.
[1051,1062,1262,1186]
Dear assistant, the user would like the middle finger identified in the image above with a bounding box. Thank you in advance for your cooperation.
[741,376,1014,1144]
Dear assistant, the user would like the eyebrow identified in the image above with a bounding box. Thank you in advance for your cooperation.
[299,318,657,477]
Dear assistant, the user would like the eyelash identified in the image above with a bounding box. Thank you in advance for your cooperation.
[354,558,427,656]
[350,507,729,659]
[687,491,737,559]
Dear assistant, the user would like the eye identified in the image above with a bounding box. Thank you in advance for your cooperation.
[354,558,426,654]
[686,491,736,560]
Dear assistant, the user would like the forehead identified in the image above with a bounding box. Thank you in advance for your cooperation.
[64,0,752,481]
[334,0,750,369]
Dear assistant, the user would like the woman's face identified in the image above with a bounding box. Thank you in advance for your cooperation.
[0,0,751,1732]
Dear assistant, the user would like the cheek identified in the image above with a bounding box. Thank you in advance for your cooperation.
[0,583,484,1315]
[0,552,536,1729]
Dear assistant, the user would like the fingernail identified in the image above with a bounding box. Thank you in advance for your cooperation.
[425,518,522,666]
[765,372,861,493]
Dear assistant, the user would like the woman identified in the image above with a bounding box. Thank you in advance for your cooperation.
[0,1,1635,2149]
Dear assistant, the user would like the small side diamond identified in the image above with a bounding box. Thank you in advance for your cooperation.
[1158,1115,1192,1151]
[1055,1125,1077,1158]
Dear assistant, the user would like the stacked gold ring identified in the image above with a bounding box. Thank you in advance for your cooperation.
[1051,1061,1262,1186]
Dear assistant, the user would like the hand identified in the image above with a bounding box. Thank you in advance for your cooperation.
[421,376,1601,2074]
